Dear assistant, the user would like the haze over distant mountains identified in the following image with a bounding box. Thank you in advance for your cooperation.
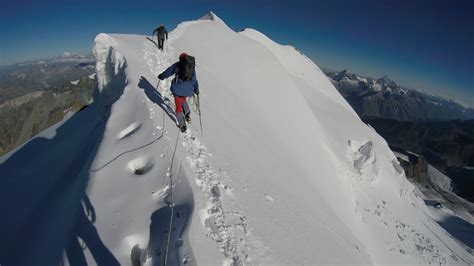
[324,69,474,122]
[0,53,95,103]
[0,54,96,156]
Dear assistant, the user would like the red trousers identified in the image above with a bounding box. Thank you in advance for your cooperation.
[174,96,187,113]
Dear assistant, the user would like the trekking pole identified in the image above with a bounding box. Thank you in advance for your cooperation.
[194,94,203,135]
[164,132,180,266]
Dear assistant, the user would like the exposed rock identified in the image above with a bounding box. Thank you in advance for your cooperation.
[0,76,95,156]
[399,154,428,185]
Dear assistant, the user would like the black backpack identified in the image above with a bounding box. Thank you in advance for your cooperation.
[177,55,195,81]
[157,26,166,36]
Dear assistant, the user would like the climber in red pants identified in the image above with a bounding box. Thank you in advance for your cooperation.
[158,53,199,132]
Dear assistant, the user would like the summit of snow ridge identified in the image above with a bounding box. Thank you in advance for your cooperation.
[199,11,218,20]
[198,11,225,24]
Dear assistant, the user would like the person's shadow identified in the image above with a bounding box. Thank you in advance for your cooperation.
[424,200,474,250]
[65,194,119,265]
[129,204,193,266]
[131,162,196,266]
[0,56,126,265]
[138,76,177,125]
[146,37,159,48]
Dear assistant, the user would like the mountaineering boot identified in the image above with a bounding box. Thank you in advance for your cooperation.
[176,112,187,132]
[185,112,191,123]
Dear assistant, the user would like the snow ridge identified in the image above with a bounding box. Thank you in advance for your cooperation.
[182,131,254,264]
[11,13,468,265]
[142,36,260,264]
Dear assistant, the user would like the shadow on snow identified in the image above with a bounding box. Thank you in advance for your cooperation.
[138,75,177,125]
[0,59,127,264]
[424,200,474,249]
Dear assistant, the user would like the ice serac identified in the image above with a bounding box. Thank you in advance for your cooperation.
[1,12,472,266]
[92,33,127,112]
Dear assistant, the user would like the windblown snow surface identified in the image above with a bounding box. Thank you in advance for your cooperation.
[1,13,472,265]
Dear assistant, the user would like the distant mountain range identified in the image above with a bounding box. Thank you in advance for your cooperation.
[0,54,96,156]
[0,76,95,156]
[0,54,95,103]
[324,69,474,122]
[324,69,474,203]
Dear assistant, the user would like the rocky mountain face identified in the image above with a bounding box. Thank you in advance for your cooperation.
[398,153,429,185]
[325,69,474,122]
[363,116,474,202]
[363,117,474,168]
[0,54,96,156]
[0,54,95,103]
[326,69,474,202]
[0,76,95,156]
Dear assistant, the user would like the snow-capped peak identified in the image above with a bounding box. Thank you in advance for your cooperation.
[333,69,354,81]
[198,11,224,23]
[377,74,397,88]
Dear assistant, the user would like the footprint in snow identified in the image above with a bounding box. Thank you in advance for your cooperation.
[118,122,141,140]
[127,157,153,175]
[264,194,274,202]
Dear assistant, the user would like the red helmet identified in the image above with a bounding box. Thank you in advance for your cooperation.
[179,52,188,59]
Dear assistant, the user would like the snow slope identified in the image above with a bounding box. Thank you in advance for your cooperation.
[1,12,472,265]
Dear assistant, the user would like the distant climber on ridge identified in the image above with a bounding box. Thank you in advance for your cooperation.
[158,53,199,132]
[153,24,168,50]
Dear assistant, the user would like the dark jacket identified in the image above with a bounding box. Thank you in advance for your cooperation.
[158,62,199,97]
[153,26,168,40]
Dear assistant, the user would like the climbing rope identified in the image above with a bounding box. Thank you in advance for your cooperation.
[156,76,183,265]
[90,80,169,173]
[89,133,164,173]
[164,132,180,266]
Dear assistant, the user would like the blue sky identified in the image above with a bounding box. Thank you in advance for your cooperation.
[1,0,473,106]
